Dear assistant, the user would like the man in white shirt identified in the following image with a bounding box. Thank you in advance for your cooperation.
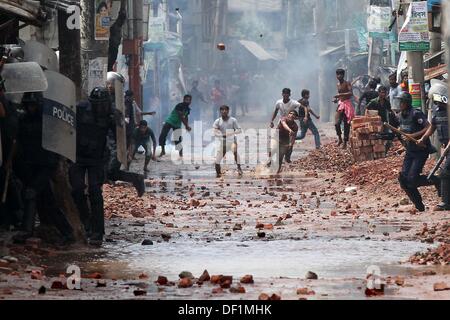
[269,88,301,163]
[213,105,243,178]
[270,88,301,128]
[388,73,402,112]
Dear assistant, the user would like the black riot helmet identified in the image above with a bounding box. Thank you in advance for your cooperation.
[89,87,110,103]
[89,87,112,118]
[22,92,44,115]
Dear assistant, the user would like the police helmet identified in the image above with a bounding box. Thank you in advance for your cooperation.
[399,92,412,106]
[106,72,125,84]
[89,87,110,103]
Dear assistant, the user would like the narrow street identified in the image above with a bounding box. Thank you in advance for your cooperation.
[1,117,449,300]
[2,0,450,310]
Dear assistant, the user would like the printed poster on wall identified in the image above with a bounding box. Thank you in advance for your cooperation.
[95,0,112,40]
[367,5,392,39]
[88,57,108,95]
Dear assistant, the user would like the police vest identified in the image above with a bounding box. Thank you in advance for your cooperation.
[400,108,432,153]
[433,106,449,145]
[17,112,59,166]
[76,102,112,165]
[400,108,421,134]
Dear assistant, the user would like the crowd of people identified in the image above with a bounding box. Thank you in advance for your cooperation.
[2,44,449,248]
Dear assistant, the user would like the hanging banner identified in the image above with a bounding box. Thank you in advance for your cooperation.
[95,0,112,40]
[367,6,392,39]
[399,1,430,51]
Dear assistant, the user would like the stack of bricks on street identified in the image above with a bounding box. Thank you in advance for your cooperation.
[350,115,386,162]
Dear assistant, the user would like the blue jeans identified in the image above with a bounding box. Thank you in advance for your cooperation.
[297,118,321,149]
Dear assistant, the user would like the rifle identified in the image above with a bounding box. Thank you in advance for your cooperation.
[2,140,16,204]
[428,142,450,180]
[383,123,422,146]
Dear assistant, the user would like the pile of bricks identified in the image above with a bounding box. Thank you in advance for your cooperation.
[350,115,386,162]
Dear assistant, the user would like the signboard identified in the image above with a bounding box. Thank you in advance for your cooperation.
[148,16,166,42]
[409,82,423,108]
[95,0,112,40]
[427,0,441,11]
[88,57,107,95]
[399,1,430,51]
[368,6,392,39]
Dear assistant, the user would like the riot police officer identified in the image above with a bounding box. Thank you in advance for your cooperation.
[15,92,74,243]
[70,87,113,246]
[396,92,438,212]
[418,92,450,210]
[106,72,145,196]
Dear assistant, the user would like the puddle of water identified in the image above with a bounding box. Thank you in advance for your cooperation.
[45,239,433,281]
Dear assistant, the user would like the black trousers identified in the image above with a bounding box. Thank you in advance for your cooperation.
[335,112,351,142]
[398,151,432,211]
[0,167,22,227]
[159,123,182,149]
[106,140,143,185]
[69,163,105,239]
[16,163,72,238]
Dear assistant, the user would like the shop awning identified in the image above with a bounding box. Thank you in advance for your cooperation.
[319,45,345,57]
[238,40,280,61]
[425,64,448,81]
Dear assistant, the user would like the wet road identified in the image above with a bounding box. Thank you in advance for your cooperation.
[1,120,449,300]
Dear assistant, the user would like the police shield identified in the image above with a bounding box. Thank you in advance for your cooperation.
[1,62,48,93]
[42,71,76,162]
[428,79,448,100]
[23,40,59,72]
[115,81,127,165]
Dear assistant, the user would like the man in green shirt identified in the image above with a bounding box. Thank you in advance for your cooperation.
[366,86,392,123]
[159,95,192,157]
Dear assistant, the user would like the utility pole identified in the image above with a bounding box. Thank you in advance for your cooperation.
[212,0,227,71]
[402,1,426,112]
[53,8,85,243]
[58,9,81,100]
[80,0,109,98]
[123,0,143,106]
[315,0,329,122]
[286,0,296,41]
[368,38,384,77]
[429,31,442,67]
